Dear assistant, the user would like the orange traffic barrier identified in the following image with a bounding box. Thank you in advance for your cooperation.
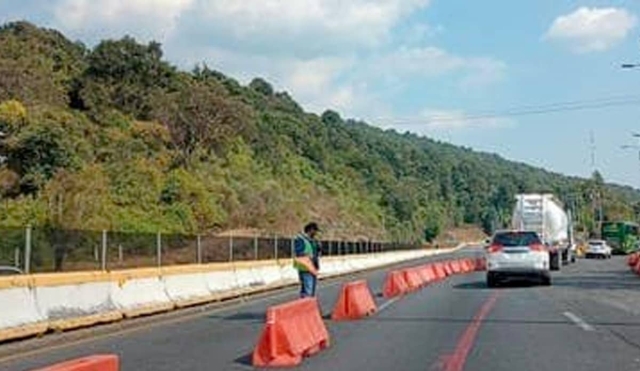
[444,261,455,276]
[475,258,487,271]
[419,265,435,284]
[628,253,639,267]
[634,260,640,275]
[332,280,377,321]
[464,259,473,273]
[451,260,462,274]
[31,355,119,371]
[252,298,330,367]
[433,262,447,280]
[383,271,409,298]
[403,268,423,290]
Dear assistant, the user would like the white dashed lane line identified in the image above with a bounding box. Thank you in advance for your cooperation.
[564,311,595,332]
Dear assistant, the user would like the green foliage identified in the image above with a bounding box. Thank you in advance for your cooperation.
[0,21,636,242]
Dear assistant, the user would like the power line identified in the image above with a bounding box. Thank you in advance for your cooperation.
[381,94,640,125]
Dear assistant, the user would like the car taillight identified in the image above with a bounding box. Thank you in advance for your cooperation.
[529,243,546,252]
[487,244,503,253]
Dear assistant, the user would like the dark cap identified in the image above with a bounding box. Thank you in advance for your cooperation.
[304,222,321,233]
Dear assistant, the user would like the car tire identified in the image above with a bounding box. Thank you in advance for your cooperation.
[487,273,498,288]
[571,255,576,263]
[541,274,551,286]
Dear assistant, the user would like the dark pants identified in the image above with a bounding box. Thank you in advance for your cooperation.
[298,271,317,298]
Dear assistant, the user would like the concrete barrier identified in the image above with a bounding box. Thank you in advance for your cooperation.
[0,286,47,342]
[111,276,174,318]
[163,273,211,308]
[35,281,121,331]
[0,246,469,343]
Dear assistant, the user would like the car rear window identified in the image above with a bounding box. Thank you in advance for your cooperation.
[492,232,541,247]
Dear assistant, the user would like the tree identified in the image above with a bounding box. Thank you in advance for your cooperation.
[152,82,254,165]
[249,78,274,96]
[78,36,176,119]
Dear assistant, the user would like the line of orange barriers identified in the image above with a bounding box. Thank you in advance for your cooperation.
[30,257,486,370]
[627,252,640,273]
[253,256,486,367]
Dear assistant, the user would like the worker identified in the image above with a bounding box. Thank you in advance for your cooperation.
[293,222,321,298]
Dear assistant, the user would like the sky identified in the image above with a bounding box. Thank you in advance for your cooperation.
[2,0,640,188]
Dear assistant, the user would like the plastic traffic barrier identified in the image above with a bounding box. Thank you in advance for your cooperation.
[403,269,423,290]
[451,260,462,274]
[383,271,409,298]
[31,354,119,371]
[417,265,434,284]
[432,262,447,280]
[460,259,473,273]
[474,258,487,271]
[331,280,377,321]
[252,298,330,367]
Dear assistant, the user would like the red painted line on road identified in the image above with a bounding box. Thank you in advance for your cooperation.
[439,291,501,371]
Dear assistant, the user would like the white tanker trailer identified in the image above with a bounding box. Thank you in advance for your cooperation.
[511,194,575,270]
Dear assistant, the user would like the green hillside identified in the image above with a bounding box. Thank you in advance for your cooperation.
[0,21,636,241]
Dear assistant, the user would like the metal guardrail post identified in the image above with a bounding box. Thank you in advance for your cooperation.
[274,235,278,261]
[197,234,202,264]
[229,233,233,262]
[101,230,107,271]
[14,247,20,268]
[156,232,162,267]
[254,236,259,260]
[290,237,294,259]
[25,225,31,274]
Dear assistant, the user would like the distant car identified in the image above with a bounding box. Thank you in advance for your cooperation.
[0,266,23,276]
[585,240,612,259]
[485,230,551,287]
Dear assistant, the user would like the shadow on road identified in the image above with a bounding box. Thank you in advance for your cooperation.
[208,312,265,323]
[234,353,253,367]
[453,281,542,290]
[366,316,640,328]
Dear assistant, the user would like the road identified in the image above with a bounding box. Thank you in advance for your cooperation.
[3,246,640,371]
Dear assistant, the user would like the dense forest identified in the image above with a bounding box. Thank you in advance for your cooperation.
[0,21,636,242]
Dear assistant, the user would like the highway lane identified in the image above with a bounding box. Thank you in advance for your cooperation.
[5,249,640,371]
[0,247,479,371]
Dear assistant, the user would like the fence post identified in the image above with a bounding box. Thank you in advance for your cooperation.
[118,244,123,263]
[14,247,20,268]
[197,234,202,264]
[156,232,162,267]
[229,232,233,262]
[254,236,258,260]
[274,235,278,261]
[25,225,31,274]
[328,240,332,256]
[290,237,294,259]
[101,230,107,271]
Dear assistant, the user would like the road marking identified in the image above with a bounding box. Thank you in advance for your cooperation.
[440,291,501,371]
[378,297,400,312]
[564,311,595,332]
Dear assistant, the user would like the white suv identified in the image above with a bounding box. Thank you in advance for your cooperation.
[486,230,551,287]
[585,240,612,259]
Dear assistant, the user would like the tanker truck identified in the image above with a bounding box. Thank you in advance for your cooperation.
[511,194,574,271]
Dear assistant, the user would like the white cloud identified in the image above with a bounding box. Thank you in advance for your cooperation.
[364,47,506,88]
[188,0,430,53]
[53,0,195,41]
[376,108,515,139]
[546,7,637,53]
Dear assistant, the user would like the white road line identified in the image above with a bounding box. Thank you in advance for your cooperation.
[564,311,595,332]
[378,297,400,312]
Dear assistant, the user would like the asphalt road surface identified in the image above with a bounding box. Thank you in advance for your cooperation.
[4,246,640,371]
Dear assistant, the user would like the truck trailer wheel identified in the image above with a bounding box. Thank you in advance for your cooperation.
[550,252,561,271]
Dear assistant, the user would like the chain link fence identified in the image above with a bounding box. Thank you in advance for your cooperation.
[0,226,425,274]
